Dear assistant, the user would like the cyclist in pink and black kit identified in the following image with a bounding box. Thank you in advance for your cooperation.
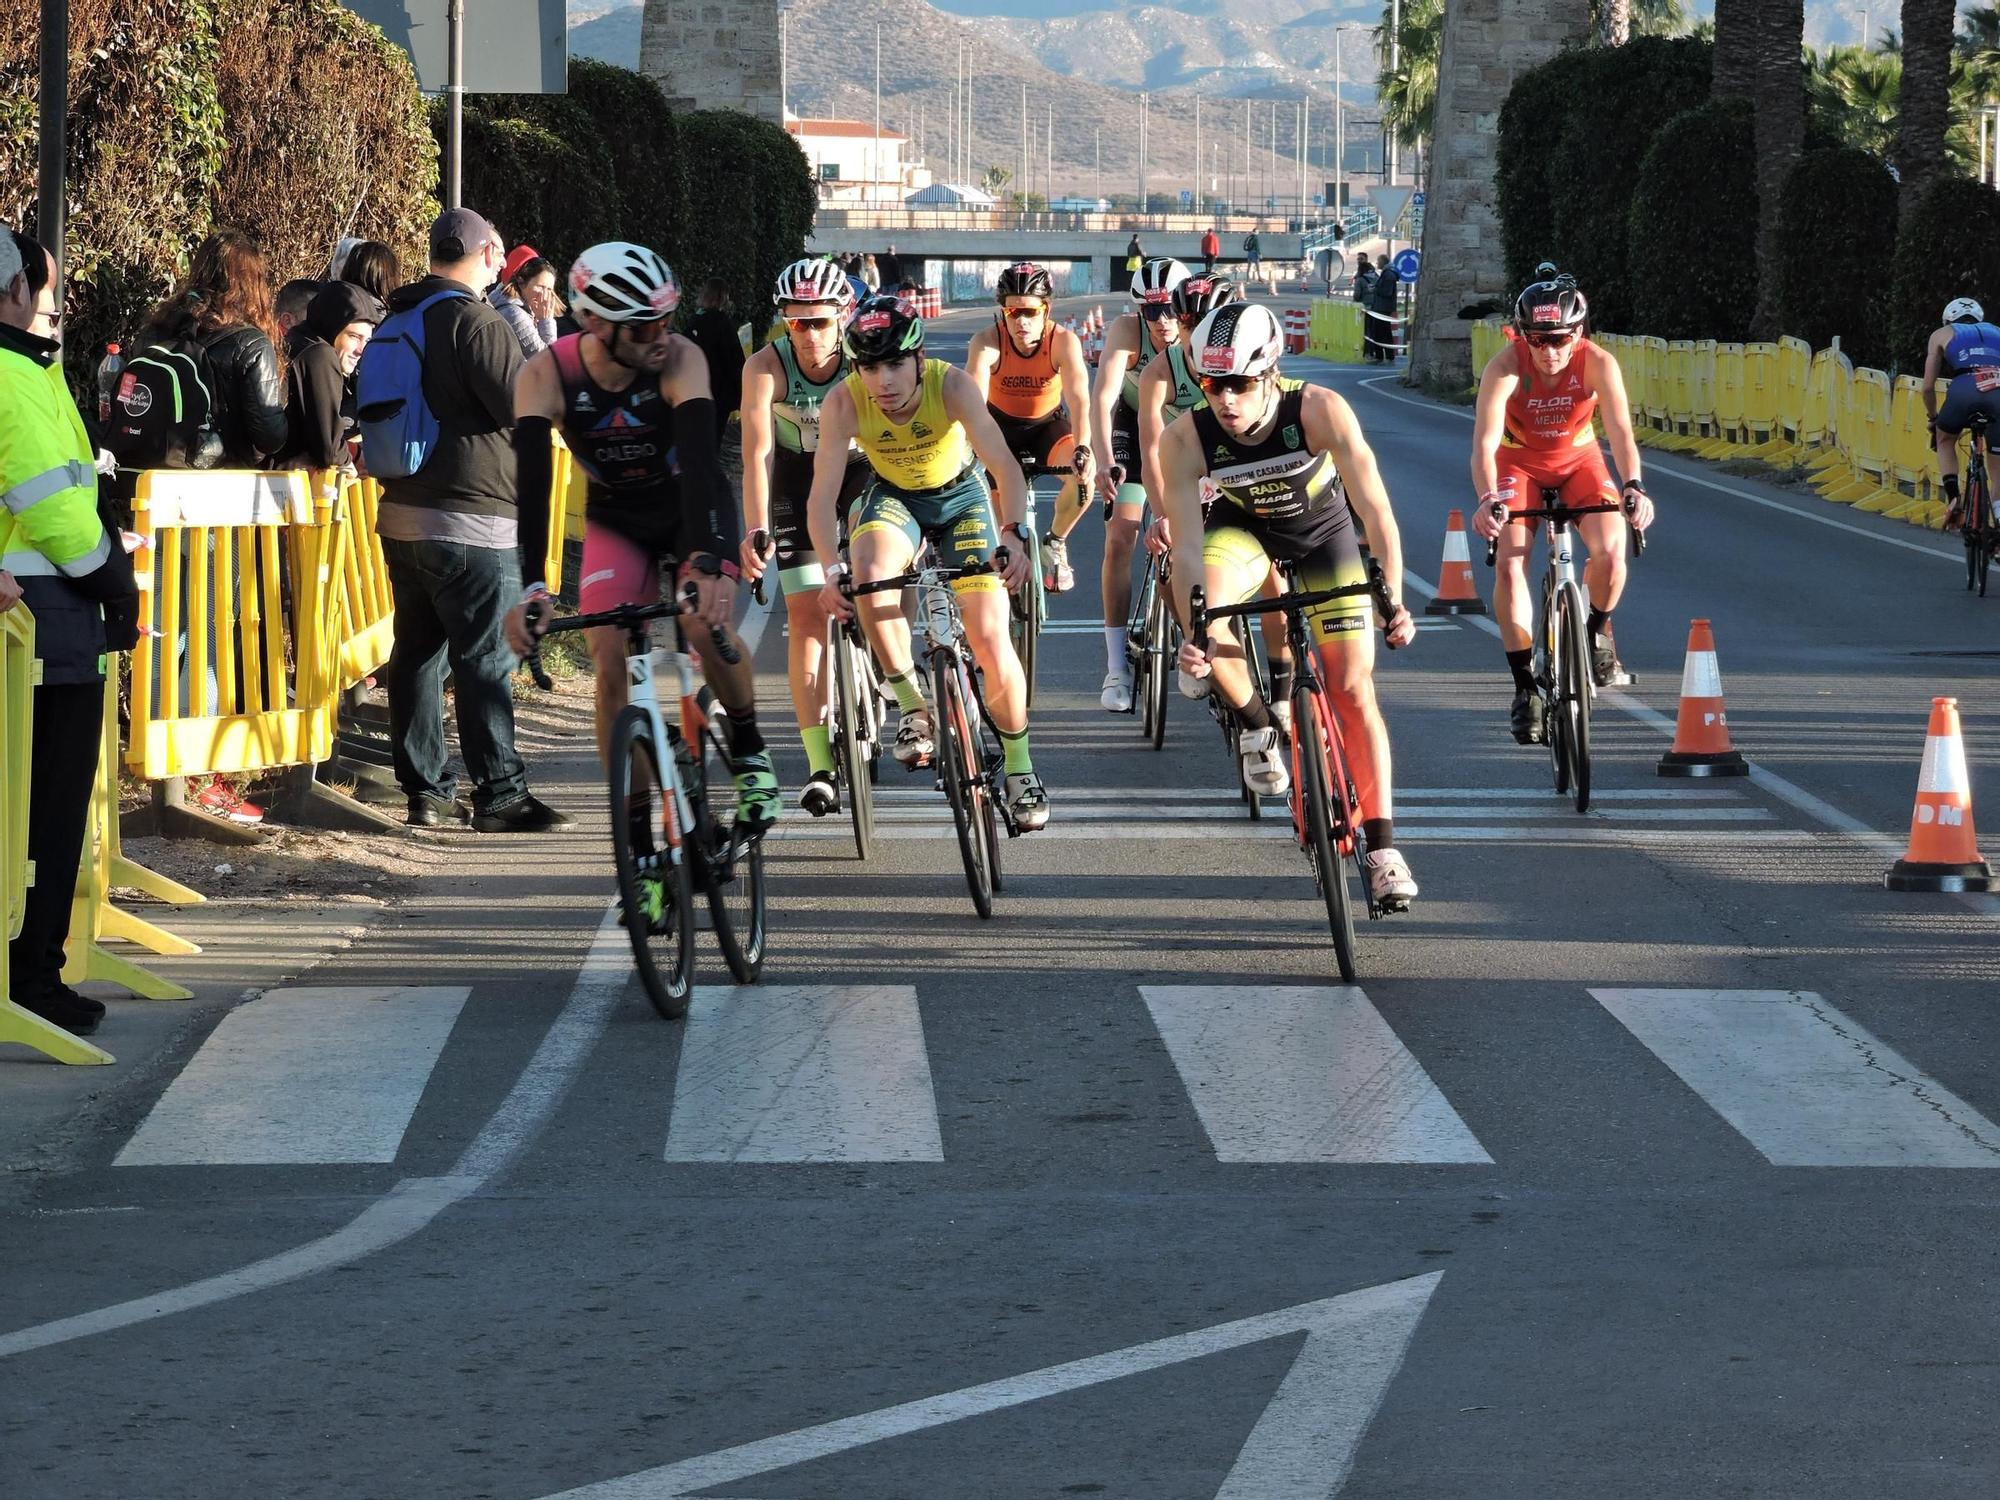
[503,241,778,829]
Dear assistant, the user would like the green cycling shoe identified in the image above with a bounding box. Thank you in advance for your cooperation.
[733,750,781,833]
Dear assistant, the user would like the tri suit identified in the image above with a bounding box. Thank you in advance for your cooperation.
[847,357,1001,592]
[1490,335,1617,513]
[1110,334,1204,510]
[766,334,871,593]
[984,320,1076,476]
[1934,320,2000,437]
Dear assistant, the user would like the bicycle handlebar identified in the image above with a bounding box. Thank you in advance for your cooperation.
[522,582,740,691]
[1481,496,1648,566]
[841,547,1013,599]
[748,529,774,606]
[1187,557,1403,654]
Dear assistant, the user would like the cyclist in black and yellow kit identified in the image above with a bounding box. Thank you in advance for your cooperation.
[805,294,1051,831]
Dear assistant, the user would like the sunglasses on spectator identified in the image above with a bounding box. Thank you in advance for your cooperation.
[1524,329,1576,349]
[1198,374,1262,396]
[1140,304,1175,321]
[785,315,839,332]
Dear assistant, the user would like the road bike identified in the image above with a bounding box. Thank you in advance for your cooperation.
[1189,557,1401,980]
[1957,413,1997,596]
[845,549,1021,917]
[1127,540,1179,751]
[1004,453,1089,708]
[528,590,766,1016]
[1481,492,1644,815]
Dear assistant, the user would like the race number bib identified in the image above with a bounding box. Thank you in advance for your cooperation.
[1974,366,2000,392]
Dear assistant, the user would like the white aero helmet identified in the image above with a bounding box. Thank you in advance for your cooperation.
[775,256,854,310]
[1945,296,1986,324]
[1130,256,1191,307]
[1190,302,1283,380]
[568,241,680,322]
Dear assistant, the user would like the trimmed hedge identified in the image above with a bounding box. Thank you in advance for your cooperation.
[1495,47,1595,293]
[1627,100,1759,342]
[1890,175,2000,365]
[1774,147,1896,369]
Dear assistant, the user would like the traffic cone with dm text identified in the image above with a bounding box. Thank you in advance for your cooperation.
[1657,619,1748,777]
[1886,697,1994,891]
[1424,509,1488,615]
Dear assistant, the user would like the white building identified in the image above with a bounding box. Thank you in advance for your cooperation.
[785,118,932,204]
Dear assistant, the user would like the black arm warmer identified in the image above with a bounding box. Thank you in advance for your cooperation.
[513,416,555,589]
[671,399,742,560]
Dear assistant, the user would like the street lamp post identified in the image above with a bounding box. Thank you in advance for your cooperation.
[37,0,66,259]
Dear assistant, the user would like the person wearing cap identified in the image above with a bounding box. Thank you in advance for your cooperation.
[372,206,569,833]
[0,225,141,1039]
[279,281,386,470]
[489,243,560,361]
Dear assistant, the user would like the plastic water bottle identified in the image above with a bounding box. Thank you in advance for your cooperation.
[96,343,123,423]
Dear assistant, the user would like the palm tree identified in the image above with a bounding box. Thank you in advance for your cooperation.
[1376,0,1442,149]
[1808,45,1902,157]
[1592,0,1687,43]
[1900,0,1960,221]
[1958,5,2000,101]
[1599,0,1631,45]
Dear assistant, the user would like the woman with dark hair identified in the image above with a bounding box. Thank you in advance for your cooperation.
[489,245,559,359]
[142,228,287,465]
[338,240,400,304]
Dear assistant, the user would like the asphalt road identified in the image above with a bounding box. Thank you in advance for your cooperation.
[4,300,1999,1498]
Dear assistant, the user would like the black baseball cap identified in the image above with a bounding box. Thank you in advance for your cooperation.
[430,207,497,261]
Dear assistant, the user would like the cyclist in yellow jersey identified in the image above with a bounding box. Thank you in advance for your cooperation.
[806,294,1051,831]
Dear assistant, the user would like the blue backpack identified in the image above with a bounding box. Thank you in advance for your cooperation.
[355,288,467,478]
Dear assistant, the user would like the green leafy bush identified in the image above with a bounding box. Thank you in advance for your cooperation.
[1627,99,1758,341]
[1774,146,1896,368]
[1496,46,1595,292]
[1890,175,2000,368]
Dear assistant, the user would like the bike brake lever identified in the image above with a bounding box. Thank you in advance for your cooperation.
[526,652,553,692]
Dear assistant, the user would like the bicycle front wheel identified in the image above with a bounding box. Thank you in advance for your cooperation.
[834,628,876,861]
[1557,585,1594,812]
[931,652,995,918]
[1297,688,1358,981]
[700,714,766,984]
[608,707,695,1018]
[1012,534,1042,710]
[1147,584,1175,752]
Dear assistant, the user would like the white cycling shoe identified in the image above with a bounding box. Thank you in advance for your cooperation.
[1237,725,1291,797]
[1178,667,1210,700]
[893,709,934,768]
[1366,848,1418,911]
[1101,671,1134,712]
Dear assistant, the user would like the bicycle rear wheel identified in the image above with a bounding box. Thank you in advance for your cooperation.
[1557,584,1593,813]
[833,627,875,861]
[1242,623,1270,820]
[608,707,695,1018]
[1011,531,1042,709]
[931,652,995,917]
[1131,564,1157,739]
[1146,583,1175,752]
[1297,687,1359,981]
[699,709,766,984]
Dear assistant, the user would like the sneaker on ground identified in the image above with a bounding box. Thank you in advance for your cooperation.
[1100,671,1134,713]
[471,793,574,833]
[733,750,781,831]
[1510,687,1545,745]
[1178,667,1210,700]
[1006,770,1051,831]
[1237,725,1291,797]
[406,792,469,828]
[894,708,934,767]
[1042,534,1074,593]
[1590,631,1633,688]
[196,777,264,825]
[1366,847,1418,911]
[799,768,840,817]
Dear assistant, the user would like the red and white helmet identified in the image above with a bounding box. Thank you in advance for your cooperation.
[774,256,854,310]
[568,241,680,322]
[1189,302,1283,379]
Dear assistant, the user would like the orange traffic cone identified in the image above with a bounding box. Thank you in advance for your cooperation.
[1886,697,1994,891]
[1657,619,1748,777]
[1424,509,1487,615]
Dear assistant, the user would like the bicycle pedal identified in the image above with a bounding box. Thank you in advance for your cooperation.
[1374,895,1412,917]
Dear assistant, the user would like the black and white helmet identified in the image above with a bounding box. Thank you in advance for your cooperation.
[775,256,854,310]
[1513,277,1588,335]
[842,293,924,364]
[1172,275,1239,322]
[1129,257,1191,307]
[569,241,680,322]
[1189,302,1283,380]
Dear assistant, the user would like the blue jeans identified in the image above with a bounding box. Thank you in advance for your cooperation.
[381,538,527,813]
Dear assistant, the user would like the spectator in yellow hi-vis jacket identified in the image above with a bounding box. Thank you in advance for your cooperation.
[0,226,139,1040]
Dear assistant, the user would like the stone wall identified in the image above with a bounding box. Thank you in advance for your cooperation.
[1408,0,1589,390]
[640,0,782,121]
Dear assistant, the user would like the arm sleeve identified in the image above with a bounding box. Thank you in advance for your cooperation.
[513,415,556,590]
[671,398,740,560]
[240,333,290,460]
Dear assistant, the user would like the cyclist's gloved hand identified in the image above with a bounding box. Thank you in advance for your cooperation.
[505,585,552,657]
[1472,493,1509,541]
[1621,479,1655,532]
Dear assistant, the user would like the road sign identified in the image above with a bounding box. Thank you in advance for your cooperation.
[339,0,566,93]
[1180,190,1194,207]
[1367,184,1415,230]
[1392,249,1422,281]
[1413,191,1426,210]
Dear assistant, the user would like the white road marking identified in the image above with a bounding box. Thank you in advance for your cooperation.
[665,986,943,1163]
[859,785,1743,802]
[1592,988,2000,1167]
[114,986,470,1167]
[537,1273,1443,1500]
[1143,986,1491,1164]
[0,905,631,1360]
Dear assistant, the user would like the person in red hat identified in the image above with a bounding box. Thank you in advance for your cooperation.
[489,242,562,361]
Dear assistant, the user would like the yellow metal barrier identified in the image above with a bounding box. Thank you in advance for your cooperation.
[1874,376,1944,524]
[1306,299,1366,363]
[127,470,342,779]
[1639,337,1671,435]
[0,608,114,1064]
[331,472,396,689]
[1821,367,1893,504]
[1739,342,1789,458]
[1775,337,1812,449]
[1704,343,1747,454]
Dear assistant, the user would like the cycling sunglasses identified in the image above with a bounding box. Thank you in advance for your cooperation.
[1523,329,1577,349]
[1139,304,1175,322]
[1003,302,1048,320]
[613,316,671,345]
[1198,373,1262,396]
[784,314,840,332]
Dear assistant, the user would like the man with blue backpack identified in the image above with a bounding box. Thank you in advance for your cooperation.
[359,207,570,832]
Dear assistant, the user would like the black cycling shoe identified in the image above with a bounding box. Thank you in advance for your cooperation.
[799,769,840,818]
[1510,688,1545,745]
[1591,632,1634,688]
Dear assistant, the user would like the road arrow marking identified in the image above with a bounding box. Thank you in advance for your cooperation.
[539,1272,1442,1499]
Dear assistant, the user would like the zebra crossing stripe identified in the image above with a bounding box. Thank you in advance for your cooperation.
[115,986,472,1167]
[1591,988,2000,1167]
[1142,985,1492,1164]
[664,985,944,1163]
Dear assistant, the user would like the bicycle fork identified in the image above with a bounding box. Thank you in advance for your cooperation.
[630,650,697,857]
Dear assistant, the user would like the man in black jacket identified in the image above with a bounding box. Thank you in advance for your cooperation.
[374,208,569,832]
[280,282,383,469]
